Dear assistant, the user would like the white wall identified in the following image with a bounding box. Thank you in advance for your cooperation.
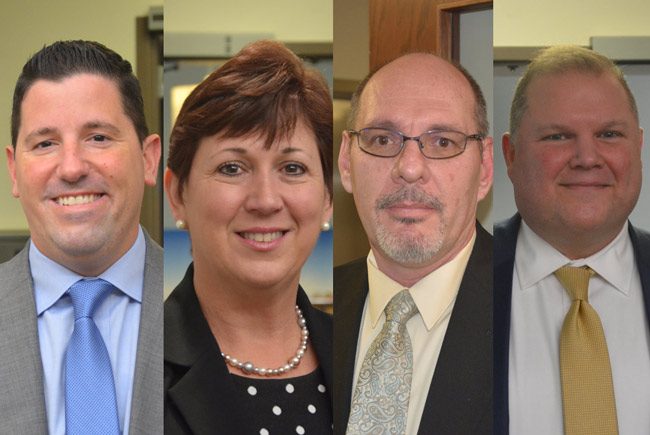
[165,0,332,42]
[0,0,159,231]
[495,0,650,47]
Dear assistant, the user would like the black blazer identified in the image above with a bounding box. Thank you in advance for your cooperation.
[333,223,493,435]
[493,214,650,434]
[164,264,333,434]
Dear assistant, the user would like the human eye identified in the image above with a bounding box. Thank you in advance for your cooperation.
[364,130,398,147]
[435,135,458,148]
[427,132,460,149]
[541,133,568,141]
[598,130,624,139]
[217,161,244,176]
[282,162,306,176]
[86,134,113,147]
[35,140,54,149]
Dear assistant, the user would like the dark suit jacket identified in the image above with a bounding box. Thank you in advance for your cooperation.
[333,223,493,435]
[493,214,650,434]
[164,263,333,434]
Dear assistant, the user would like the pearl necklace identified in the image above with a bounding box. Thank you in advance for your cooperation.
[221,305,309,377]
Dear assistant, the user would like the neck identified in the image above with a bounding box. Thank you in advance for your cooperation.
[527,221,624,260]
[192,260,301,339]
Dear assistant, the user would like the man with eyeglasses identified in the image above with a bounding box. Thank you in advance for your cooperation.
[334,53,494,434]
[495,46,650,435]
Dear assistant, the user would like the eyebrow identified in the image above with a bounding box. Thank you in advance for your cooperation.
[217,146,307,155]
[82,121,121,135]
[280,147,306,155]
[535,120,632,132]
[22,120,122,144]
[363,119,464,133]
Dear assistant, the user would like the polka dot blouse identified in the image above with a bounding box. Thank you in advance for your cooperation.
[231,368,332,434]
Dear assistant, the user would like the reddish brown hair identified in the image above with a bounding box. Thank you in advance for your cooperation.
[168,40,332,198]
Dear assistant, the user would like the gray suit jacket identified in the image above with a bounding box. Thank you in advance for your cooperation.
[0,233,163,434]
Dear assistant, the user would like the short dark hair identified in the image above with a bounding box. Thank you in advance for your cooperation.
[11,40,148,146]
[168,40,333,198]
[348,53,489,136]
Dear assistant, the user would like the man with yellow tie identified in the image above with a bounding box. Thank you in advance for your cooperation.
[495,45,650,435]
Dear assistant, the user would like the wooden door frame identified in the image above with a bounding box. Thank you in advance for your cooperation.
[437,0,492,62]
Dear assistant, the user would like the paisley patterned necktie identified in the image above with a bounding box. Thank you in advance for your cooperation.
[347,289,418,435]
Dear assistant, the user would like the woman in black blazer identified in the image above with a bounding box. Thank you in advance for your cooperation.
[163,40,333,434]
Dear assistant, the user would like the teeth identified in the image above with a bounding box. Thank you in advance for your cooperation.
[56,194,101,206]
[241,231,283,242]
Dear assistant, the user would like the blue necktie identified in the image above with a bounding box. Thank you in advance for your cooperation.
[65,278,120,435]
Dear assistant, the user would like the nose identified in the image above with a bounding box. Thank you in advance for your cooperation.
[57,142,89,183]
[391,139,430,184]
[570,135,603,169]
[244,172,284,215]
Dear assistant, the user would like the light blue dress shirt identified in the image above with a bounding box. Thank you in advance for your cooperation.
[31,227,145,435]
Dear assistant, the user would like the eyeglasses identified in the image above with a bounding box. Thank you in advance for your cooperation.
[348,127,484,159]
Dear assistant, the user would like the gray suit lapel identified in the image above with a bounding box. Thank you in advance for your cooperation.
[128,233,163,434]
[0,243,48,434]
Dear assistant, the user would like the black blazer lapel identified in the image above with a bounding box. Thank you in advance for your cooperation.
[164,264,250,434]
[333,258,368,435]
[417,223,494,435]
[165,265,333,434]
[493,214,520,435]
[297,288,334,394]
[628,224,650,330]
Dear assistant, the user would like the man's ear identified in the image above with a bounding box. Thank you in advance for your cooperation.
[142,134,162,186]
[476,136,493,202]
[6,145,20,198]
[338,131,353,194]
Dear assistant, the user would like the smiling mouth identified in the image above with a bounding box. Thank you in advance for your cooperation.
[55,194,103,206]
[239,231,286,242]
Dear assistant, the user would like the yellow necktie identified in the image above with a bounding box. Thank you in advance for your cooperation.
[555,266,618,435]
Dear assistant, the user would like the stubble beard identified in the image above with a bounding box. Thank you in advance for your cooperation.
[373,187,445,265]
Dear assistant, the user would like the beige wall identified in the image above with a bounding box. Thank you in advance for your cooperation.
[165,0,332,41]
[0,0,159,232]
[495,0,650,47]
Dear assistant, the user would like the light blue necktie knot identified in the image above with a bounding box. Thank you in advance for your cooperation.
[68,278,113,319]
[65,278,120,435]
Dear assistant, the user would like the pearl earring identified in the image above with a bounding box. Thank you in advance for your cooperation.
[175,219,187,230]
[321,221,331,231]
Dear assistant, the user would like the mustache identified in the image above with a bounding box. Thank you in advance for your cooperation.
[376,187,443,211]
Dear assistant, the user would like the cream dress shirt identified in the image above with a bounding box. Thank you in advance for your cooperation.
[509,221,650,435]
[349,232,476,435]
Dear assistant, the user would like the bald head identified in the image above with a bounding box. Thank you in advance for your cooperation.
[348,53,488,135]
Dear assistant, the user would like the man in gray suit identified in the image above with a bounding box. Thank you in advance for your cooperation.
[0,40,162,434]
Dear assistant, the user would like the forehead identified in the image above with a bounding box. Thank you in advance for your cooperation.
[356,56,476,132]
[197,118,319,157]
[18,74,127,134]
[524,71,636,125]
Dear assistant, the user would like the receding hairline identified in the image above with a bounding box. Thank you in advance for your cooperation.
[348,52,489,135]
[508,45,639,142]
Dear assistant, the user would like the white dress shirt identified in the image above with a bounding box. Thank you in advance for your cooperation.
[509,221,650,435]
[350,232,476,434]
